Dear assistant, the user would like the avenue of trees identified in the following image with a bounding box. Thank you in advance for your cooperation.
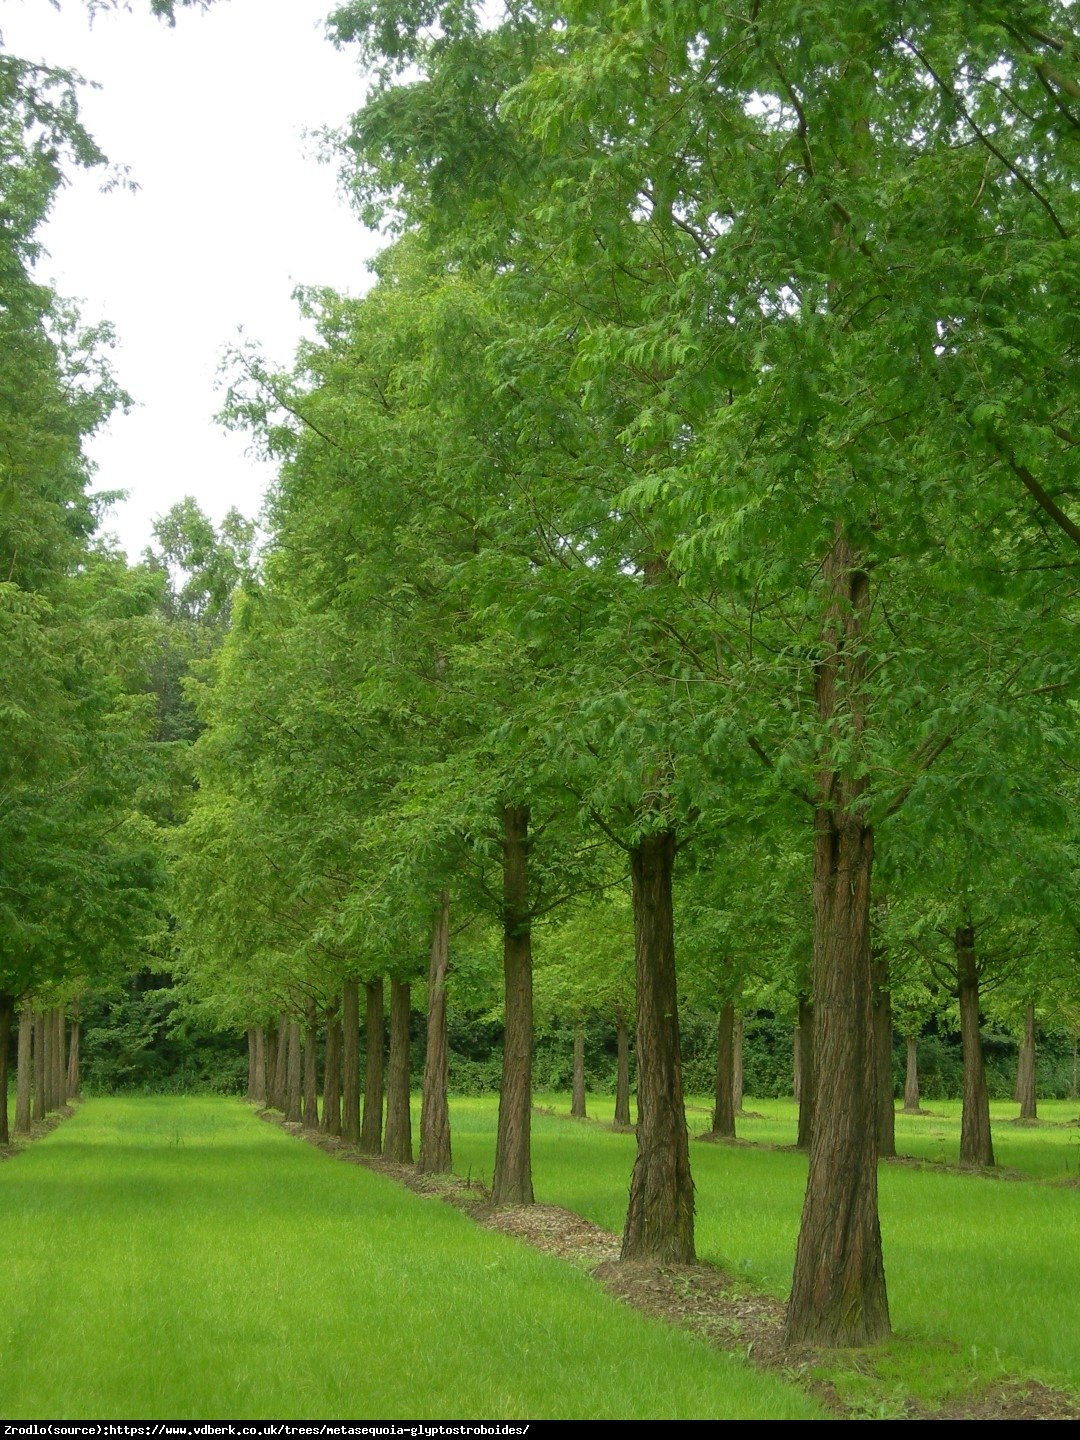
[3,0,1078,1356]
[174,0,1080,1350]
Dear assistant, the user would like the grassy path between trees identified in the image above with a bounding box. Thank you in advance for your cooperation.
[0,1097,821,1421]
[451,1095,1080,1412]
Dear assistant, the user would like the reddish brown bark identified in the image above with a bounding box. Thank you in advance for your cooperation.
[571,1029,587,1119]
[956,926,994,1167]
[622,829,695,1264]
[43,1008,56,1114]
[15,1002,32,1135]
[252,1026,266,1105]
[0,994,13,1144]
[303,1000,319,1130]
[795,996,815,1151]
[710,1002,736,1140]
[322,1016,342,1137]
[492,804,534,1206]
[902,1035,923,1113]
[32,1012,45,1123]
[285,1019,302,1124]
[383,979,412,1164]
[733,1015,745,1116]
[342,980,361,1144]
[614,1011,632,1128]
[54,1010,67,1108]
[786,530,889,1348]
[873,951,896,1159]
[67,1016,80,1099]
[361,978,384,1155]
[272,1012,288,1111]
[419,890,452,1175]
[1016,1003,1037,1121]
[793,1022,802,1103]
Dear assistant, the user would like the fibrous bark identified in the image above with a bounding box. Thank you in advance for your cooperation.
[285,1020,302,1124]
[0,994,13,1144]
[322,1015,342,1137]
[252,1026,266,1105]
[419,890,452,1174]
[54,1009,66,1108]
[383,979,412,1164]
[956,926,994,1167]
[710,1002,736,1140]
[1016,1002,1037,1121]
[67,1014,80,1099]
[303,999,319,1130]
[902,1036,922,1113]
[614,1011,632,1128]
[795,995,815,1151]
[361,978,384,1155]
[33,1012,46,1123]
[873,951,896,1159]
[492,804,534,1206]
[622,829,695,1264]
[571,1028,587,1119]
[342,980,361,1144]
[733,1015,745,1116]
[15,1002,32,1135]
[786,529,889,1348]
[272,1012,288,1111]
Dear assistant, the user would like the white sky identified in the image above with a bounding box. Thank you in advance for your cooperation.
[1,0,383,558]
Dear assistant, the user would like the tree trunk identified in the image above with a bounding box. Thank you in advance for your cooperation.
[303,1000,319,1130]
[43,1008,57,1113]
[571,1028,587,1119]
[342,980,361,1144]
[264,1024,278,1109]
[252,1026,266,1105]
[33,1012,46,1123]
[15,1002,33,1135]
[492,804,534,1206]
[322,1016,342,1137]
[383,979,412,1164]
[614,1010,632,1127]
[246,1028,257,1100]
[902,1035,922,1113]
[54,1009,67,1108]
[272,1012,288,1111]
[786,529,889,1348]
[0,994,13,1144]
[361,978,385,1154]
[733,1015,744,1115]
[419,890,452,1175]
[285,1019,302,1124]
[873,951,896,1159]
[1016,1002,1037,1122]
[622,829,695,1263]
[710,1002,736,1139]
[956,926,994,1167]
[793,1021,803,1104]
[795,996,815,1151]
[67,1017,81,1099]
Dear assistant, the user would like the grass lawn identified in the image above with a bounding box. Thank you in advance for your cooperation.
[450,1093,1080,1406]
[0,1096,822,1421]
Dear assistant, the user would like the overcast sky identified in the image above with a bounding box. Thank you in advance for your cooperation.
[2,0,383,557]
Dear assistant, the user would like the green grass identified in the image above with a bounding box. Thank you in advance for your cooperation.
[451,1094,1080,1405]
[0,1097,822,1420]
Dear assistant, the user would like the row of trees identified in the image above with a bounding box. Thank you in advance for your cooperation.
[174,0,1080,1351]
[0,0,242,1143]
